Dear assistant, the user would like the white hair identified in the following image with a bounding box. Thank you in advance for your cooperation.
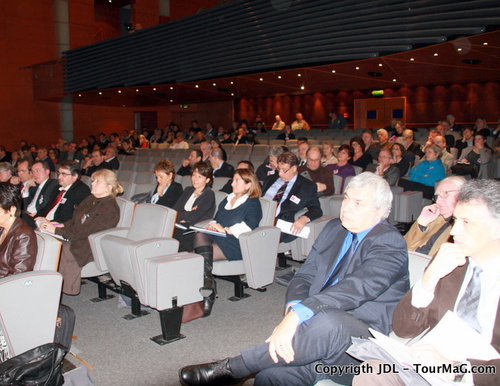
[346,172,393,220]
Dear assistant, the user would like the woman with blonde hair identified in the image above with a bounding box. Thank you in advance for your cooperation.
[321,141,338,166]
[41,169,122,295]
[193,169,263,316]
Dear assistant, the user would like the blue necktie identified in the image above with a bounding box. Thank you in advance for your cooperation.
[456,265,483,333]
[322,233,358,290]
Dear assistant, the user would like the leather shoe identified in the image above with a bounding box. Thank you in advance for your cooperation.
[179,358,242,386]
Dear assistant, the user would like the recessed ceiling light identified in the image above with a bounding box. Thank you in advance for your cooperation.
[393,79,397,82]
[153,88,156,91]
[170,100,173,102]
[410,58,414,61]
[483,42,488,45]
[457,48,462,51]
[367,71,383,77]
[99,92,102,95]
[259,78,263,81]
[355,67,360,70]
[331,70,336,73]
[230,81,234,85]
[135,89,139,92]
[118,90,121,93]
[278,76,281,79]
[122,104,125,107]
[170,87,173,90]
[300,86,305,90]
[297,74,301,77]
[378,64,383,67]
[213,83,216,86]
[433,53,438,56]
[195,85,199,88]
[231,93,234,96]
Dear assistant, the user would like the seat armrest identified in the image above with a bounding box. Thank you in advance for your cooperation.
[88,228,130,271]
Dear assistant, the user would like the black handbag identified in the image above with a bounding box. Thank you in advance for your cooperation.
[0,343,67,386]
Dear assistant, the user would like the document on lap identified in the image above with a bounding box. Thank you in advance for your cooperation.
[276,219,310,239]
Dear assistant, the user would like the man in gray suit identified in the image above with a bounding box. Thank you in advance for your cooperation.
[179,172,409,386]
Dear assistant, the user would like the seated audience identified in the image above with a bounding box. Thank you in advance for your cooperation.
[233,127,248,145]
[321,141,338,166]
[353,179,500,386]
[297,141,310,166]
[40,169,122,295]
[170,132,189,149]
[326,144,356,194]
[298,146,334,196]
[391,142,410,177]
[256,146,284,182]
[453,133,492,179]
[220,161,255,194]
[271,115,285,130]
[276,125,295,141]
[433,135,455,172]
[362,129,377,159]
[36,147,55,172]
[327,111,347,131]
[402,129,424,159]
[81,150,112,176]
[193,169,263,316]
[0,182,37,279]
[104,147,120,170]
[349,136,372,170]
[138,134,149,148]
[0,163,14,183]
[192,131,206,145]
[210,149,234,178]
[118,139,136,155]
[399,144,445,200]
[21,161,60,229]
[179,173,408,386]
[262,152,322,244]
[388,120,404,141]
[0,147,11,163]
[48,148,59,166]
[372,128,392,158]
[291,112,311,131]
[366,149,400,187]
[148,160,183,209]
[405,176,466,257]
[177,149,202,177]
[454,126,475,157]
[36,160,91,224]
[474,116,491,137]
[199,141,212,162]
[173,162,216,252]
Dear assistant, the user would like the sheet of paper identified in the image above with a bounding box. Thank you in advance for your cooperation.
[276,219,310,239]
[189,225,227,238]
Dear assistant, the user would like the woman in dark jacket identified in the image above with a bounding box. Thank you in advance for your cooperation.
[173,162,216,252]
[149,160,183,208]
[193,169,263,316]
[41,169,122,295]
[0,182,37,278]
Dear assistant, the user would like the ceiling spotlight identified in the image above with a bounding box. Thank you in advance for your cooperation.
[259,78,263,81]
[457,48,462,52]
[78,94,81,97]
[195,85,199,88]
[170,87,173,90]
[99,92,102,95]
[278,75,282,79]
[410,58,414,61]
[231,93,234,96]
[135,89,139,92]
[483,42,488,45]
[153,88,156,91]
[433,53,438,56]
[298,74,301,77]
[355,67,360,70]
[213,83,216,86]
[378,64,383,67]
[118,90,122,93]
[331,70,336,73]
[230,81,234,85]
[393,79,397,82]
[300,86,305,90]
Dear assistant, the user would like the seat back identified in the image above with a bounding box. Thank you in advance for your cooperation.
[258,197,277,227]
[116,197,135,227]
[0,271,62,356]
[119,181,136,200]
[117,170,137,181]
[133,183,156,196]
[212,177,230,191]
[34,231,62,271]
[127,204,177,241]
[180,175,191,190]
[214,190,228,210]
[80,175,92,188]
[135,172,156,184]
[408,251,431,287]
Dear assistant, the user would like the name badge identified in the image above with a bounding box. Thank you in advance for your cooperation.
[290,195,301,204]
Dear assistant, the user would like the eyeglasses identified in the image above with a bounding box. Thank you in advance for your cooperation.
[433,190,458,201]
[57,172,72,177]
[277,166,292,174]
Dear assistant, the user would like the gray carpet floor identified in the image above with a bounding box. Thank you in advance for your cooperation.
[62,267,296,386]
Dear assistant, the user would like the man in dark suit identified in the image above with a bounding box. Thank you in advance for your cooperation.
[22,160,60,229]
[262,152,322,243]
[81,149,112,177]
[210,149,234,178]
[104,146,120,170]
[180,172,409,386]
[39,160,90,223]
[36,147,55,172]
[354,179,500,386]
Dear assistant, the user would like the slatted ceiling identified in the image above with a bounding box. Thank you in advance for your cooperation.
[63,0,500,94]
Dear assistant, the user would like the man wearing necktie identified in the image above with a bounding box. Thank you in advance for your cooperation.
[180,172,409,386]
[354,179,500,385]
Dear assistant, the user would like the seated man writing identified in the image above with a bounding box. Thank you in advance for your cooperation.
[179,172,409,386]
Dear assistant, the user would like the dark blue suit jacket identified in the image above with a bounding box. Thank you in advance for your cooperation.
[286,218,409,334]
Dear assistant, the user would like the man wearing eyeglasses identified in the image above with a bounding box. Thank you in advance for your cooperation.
[298,146,334,196]
[36,160,90,224]
[262,152,322,243]
[405,176,466,257]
